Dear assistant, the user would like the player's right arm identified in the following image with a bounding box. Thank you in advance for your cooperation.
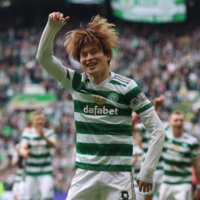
[19,142,29,159]
[19,131,30,159]
[36,12,70,82]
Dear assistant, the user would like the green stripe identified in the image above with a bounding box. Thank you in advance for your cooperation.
[76,162,131,172]
[125,86,142,99]
[26,171,53,176]
[29,153,51,158]
[108,80,126,86]
[76,142,132,156]
[134,169,140,174]
[156,166,163,170]
[135,103,153,114]
[164,170,190,177]
[22,136,29,140]
[26,162,52,167]
[163,158,191,167]
[142,138,149,143]
[72,71,82,90]
[74,100,132,116]
[75,121,132,136]
[164,181,191,185]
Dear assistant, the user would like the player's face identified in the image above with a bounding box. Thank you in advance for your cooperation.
[169,113,184,134]
[32,114,45,128]
[80,44,111,78]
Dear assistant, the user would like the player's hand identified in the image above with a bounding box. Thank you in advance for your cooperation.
[136,180,153,193]
[49,12,70,23]
[193,188,200,200]
[153,95,165,108]
[22,149,29,158]
[37,126,44,137]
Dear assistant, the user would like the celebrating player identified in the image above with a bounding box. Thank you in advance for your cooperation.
[20,110,57,200]
[159,111,200,200]
[36,12,165,200]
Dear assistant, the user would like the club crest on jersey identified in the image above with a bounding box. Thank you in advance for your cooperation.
[94,95,106,105]
[108,92,119,102]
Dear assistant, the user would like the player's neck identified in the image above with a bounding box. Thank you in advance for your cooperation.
[173,131,183,138]
[89,71,111,85]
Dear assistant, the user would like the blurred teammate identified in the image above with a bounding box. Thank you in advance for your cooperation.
[159,111,200,200]
[132,95,167,200]
[20,110,57,200]
[12,124,32,200]
[11,143,24,200]
[36,12,165,200]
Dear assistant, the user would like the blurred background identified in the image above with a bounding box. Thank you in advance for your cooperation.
[0,0,200,199]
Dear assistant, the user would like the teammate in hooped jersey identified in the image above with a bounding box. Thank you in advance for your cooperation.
[20,111,57,200]
[36,12,165,200]
[159,111,200,200]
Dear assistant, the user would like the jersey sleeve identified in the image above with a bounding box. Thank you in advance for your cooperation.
[36,17,74,91]
[59,68,75,94]
[45,128,57,139]
[21,132,30,144]
[126,80,154,115]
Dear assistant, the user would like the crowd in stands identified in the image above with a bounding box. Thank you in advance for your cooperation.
[0,17,200,192]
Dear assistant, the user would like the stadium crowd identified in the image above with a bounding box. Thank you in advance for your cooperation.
[0,16,200,194]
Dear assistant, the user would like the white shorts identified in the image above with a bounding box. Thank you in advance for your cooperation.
[67,168,136,200]
[23,175,54,200]
[159,183,192,200]
[12,181,26,199]
[12,182,19,198]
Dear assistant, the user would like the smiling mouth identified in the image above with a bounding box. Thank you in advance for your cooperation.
[86,62,97,68]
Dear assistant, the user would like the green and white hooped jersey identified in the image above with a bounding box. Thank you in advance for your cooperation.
[162,130,199,185]
[21,128,56,176]
[61,69,154,172]
[14,168,24,183]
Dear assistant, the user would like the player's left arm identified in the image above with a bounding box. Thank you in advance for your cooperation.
[192,156,200,199]
[127,80,165,192]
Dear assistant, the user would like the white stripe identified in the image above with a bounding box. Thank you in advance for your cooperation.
[164,142,190,153]
[77,134,133,145]
[74,112,131,125]
[76,153,131,166]
[164,164,191,173]
[29,147,50,155]
[163,175,191,183]
[29,140,47,146]
[26,165,52,173]
[162,152,191,163]
[86,81,127,94]
[27,157,52,164]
